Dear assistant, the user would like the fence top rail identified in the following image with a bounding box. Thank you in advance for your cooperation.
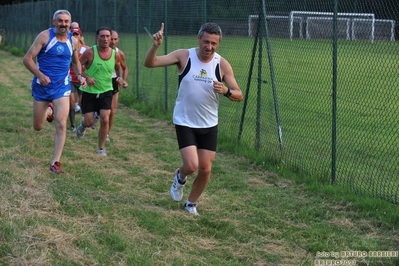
[352,18,395,23]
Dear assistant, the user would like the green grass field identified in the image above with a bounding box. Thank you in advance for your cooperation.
[7,30,399,203]
[1,43,399,265]
[94,34,399,204]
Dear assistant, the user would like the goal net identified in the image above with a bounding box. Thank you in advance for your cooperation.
[352,19,396,41]
[289,11,375,42]
[248,15,304,39]
[306,17,351,40]
[248,12,394,42]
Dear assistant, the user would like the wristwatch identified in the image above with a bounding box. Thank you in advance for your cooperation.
[224,87,232,97]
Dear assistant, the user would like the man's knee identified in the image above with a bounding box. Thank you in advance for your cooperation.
[197,165,212,176]
[182,161,199,175]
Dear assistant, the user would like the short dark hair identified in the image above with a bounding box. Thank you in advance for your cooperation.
[96,27,112,37]
[198,22,222,40]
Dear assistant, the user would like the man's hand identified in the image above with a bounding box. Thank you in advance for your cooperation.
[116,77,124,86]
[86,76,96,86]
[79,76,87,88]
[213,80,228,95]
[38,74,51,86]
[152,23,164,48]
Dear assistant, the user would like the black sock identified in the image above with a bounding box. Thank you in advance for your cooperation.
[177,170,186,184]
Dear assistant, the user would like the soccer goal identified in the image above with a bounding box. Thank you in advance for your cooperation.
[248,15,303,39]
[306,17,351,40]
[352,19,396,41]
[289,11,375,42]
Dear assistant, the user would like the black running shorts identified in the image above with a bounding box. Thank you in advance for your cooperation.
[81,90,113,114]
[175,125,218,151]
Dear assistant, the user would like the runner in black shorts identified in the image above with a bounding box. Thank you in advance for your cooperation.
[144,22,243,215]
[76,27,124,157]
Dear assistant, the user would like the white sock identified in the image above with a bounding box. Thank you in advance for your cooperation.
[186,200,196,206]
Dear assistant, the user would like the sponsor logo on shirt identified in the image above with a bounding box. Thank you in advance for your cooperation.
[193,69,212,84]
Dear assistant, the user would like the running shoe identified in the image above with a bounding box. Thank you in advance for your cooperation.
[76,122,86,138]
[96,148,107,156]
[49,161,64,173]
[170,169,185,201]
[184,202,199,216]
[74,102,81,113]
[47,103,54,123]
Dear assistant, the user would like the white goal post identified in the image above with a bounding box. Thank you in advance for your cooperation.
[289,11,375,42]
[248,12,394,42]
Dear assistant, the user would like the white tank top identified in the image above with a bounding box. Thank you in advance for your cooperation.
[111,47,119,78]
[173,48,221,128]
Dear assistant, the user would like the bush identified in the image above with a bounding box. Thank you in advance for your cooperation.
[9,46,24,57]
[1,45,24,57]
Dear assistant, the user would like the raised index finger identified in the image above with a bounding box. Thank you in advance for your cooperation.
[160,23,164,33]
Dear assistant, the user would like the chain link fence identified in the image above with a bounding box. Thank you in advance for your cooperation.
[1,0,398,204]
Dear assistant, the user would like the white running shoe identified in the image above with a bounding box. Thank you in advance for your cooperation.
[74,102,81,113]
[184,202,199,216]
[106,135,111,142]
[76,122,86,138]
[170,169,185,202]
[91,112,99,129]
[96,148,107,156]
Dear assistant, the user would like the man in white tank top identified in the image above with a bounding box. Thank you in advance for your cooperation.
[107,30,128,142]
[144,22,243,215]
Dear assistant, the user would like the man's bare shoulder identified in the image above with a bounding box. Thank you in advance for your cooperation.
[38,28,50,36]
[174,48,189,55]
[35,29,50,43]
[79,46,94,62]
[83,46,94,53]
[171,49,189,61]
[116,48,125,55]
